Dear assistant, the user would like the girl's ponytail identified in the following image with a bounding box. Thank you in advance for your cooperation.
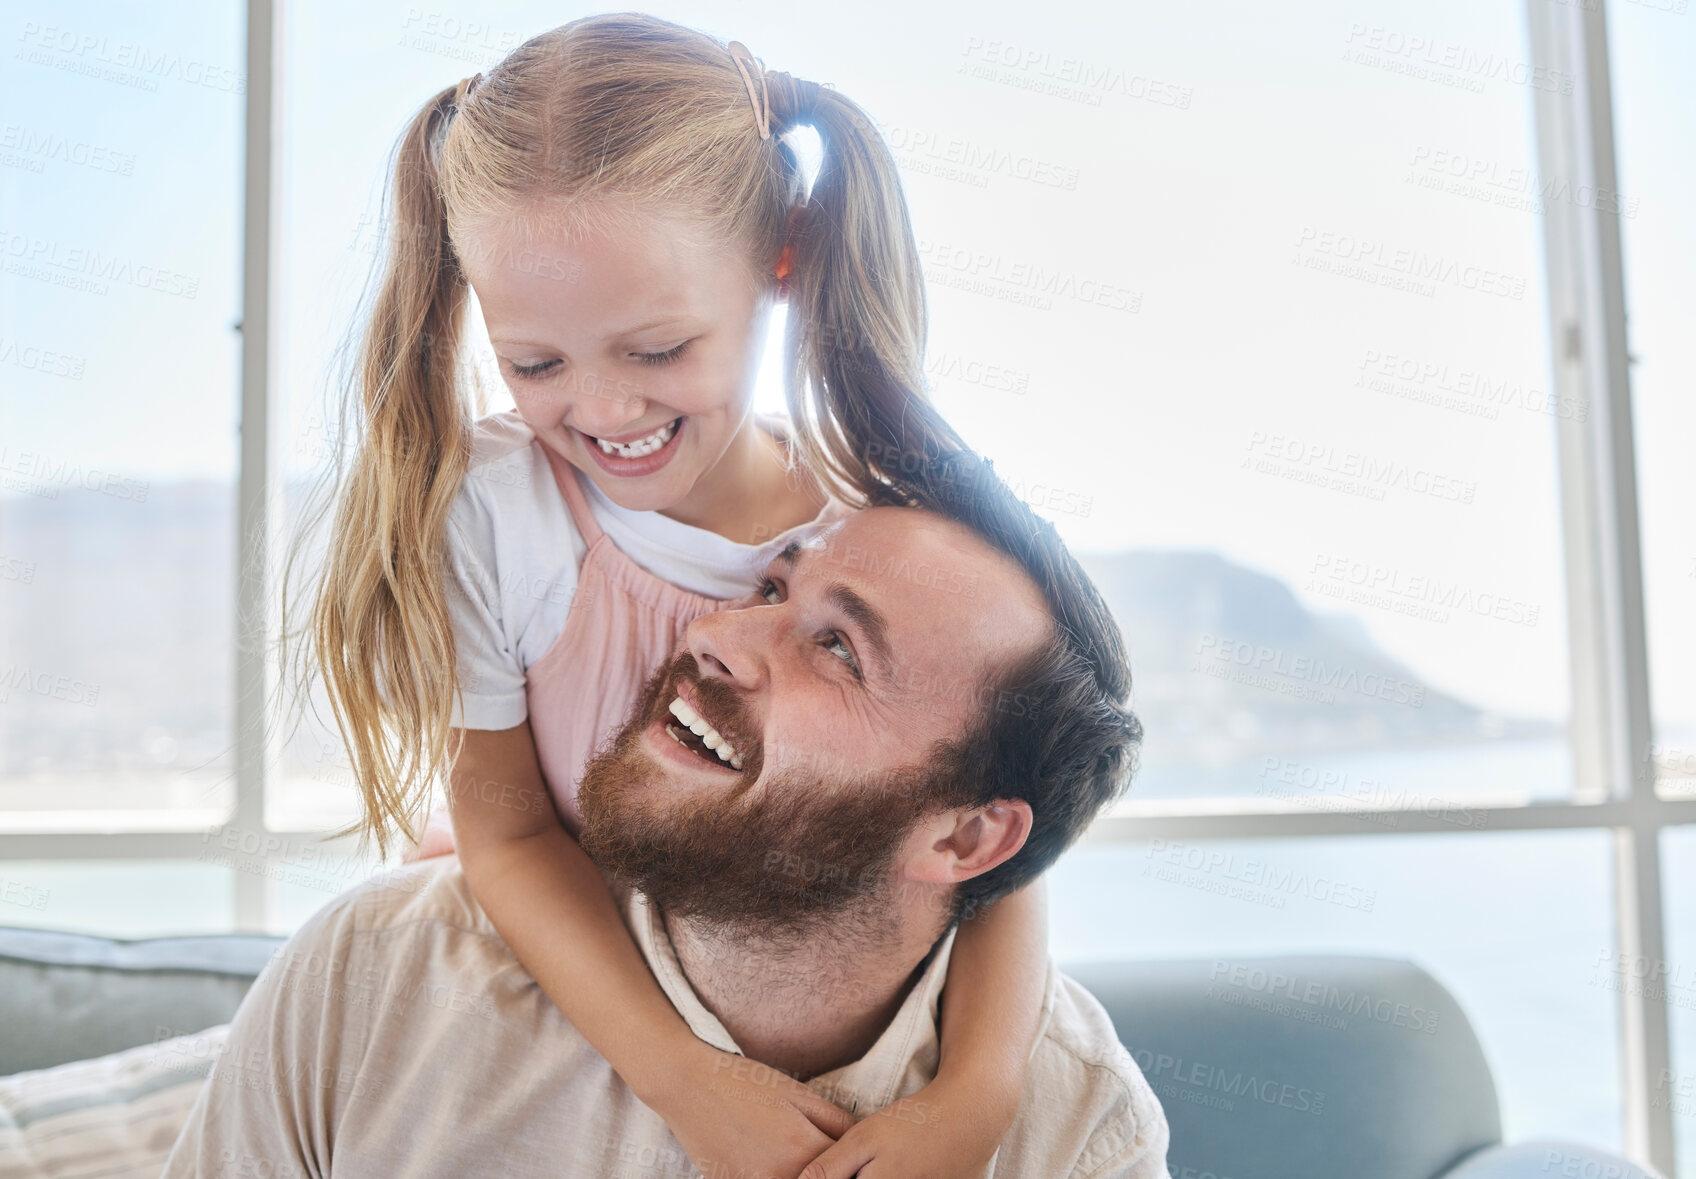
[292,83,475,855]
[767,79,968,507]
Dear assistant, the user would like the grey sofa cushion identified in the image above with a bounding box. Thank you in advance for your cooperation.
[0,925,282,1076]
[1066,956,1503,1179]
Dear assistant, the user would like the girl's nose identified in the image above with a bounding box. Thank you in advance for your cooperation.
[563,370,649,436]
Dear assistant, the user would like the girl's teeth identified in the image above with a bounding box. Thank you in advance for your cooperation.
[596,419,676,458]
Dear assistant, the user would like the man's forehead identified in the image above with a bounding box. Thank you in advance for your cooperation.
[784,508,1051,689]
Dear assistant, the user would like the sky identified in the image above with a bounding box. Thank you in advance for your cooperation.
[1,0,1691,731]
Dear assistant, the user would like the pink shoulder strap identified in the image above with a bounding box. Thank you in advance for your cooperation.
[537,443,605,547]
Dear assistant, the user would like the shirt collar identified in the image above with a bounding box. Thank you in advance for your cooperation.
[625,888,960,1113]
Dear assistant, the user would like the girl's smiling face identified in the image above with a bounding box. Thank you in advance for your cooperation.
[458,205,778,515]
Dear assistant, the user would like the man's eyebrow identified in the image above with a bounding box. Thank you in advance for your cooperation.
[772,542,896,682]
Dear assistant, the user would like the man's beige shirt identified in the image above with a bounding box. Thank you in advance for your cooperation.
[162,858,1169,1177]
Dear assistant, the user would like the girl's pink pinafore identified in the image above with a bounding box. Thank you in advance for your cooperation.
[418,427,845,851]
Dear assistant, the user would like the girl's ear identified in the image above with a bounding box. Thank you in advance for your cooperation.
[774,203,810,299]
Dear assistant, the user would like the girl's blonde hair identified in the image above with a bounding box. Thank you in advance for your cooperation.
[281,13,967,855]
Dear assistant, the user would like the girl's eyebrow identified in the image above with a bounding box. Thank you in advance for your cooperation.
[618,315,691,336]
[490,316,692,350]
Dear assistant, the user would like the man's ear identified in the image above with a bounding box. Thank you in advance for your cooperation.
[903,801,1033,885]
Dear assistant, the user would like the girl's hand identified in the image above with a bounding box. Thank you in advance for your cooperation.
[799,1077,1000,1179]
[656,1040,858,1179]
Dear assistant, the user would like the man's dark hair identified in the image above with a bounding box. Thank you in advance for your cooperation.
[876,444,1143,925]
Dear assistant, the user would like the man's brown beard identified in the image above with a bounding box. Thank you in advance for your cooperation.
[577,655,968,945]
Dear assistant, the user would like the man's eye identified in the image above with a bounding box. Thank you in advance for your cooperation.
[756,576,783,605]
[824,632,860,674]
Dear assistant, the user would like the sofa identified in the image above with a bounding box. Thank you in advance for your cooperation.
[0,924,1662,1178]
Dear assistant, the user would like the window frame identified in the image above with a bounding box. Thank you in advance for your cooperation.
[0,0,1685,1170]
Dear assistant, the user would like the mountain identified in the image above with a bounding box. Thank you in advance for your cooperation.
[1075,549,1544,760]
[0,484,1539,797]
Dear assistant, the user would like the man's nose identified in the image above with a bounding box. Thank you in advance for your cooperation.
[683,605,771,692]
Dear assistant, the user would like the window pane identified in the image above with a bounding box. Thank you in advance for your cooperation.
[1662,827,1696,1179]
[0,2,243,826]
[0,861,233,938]
[1610,1,1696,800]
[1050,830,1620,1153]
[903,0,1574,806]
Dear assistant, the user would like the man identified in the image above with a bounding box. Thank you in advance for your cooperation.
[162,457,1169,1177]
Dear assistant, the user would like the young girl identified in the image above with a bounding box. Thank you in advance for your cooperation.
[290,14,1049,1177]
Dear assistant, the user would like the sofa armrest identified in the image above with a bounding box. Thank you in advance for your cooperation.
[1438,1140,1664,1179]
[0,924,284,1075]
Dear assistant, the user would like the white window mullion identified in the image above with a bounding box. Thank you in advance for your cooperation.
[234,0,281,934]
[1524,0,1669,1169]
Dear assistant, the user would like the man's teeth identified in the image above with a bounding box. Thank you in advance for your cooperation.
[597,420,676,458]
[668,696,743,770]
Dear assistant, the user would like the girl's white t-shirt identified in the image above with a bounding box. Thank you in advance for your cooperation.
[443,410,839,730]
